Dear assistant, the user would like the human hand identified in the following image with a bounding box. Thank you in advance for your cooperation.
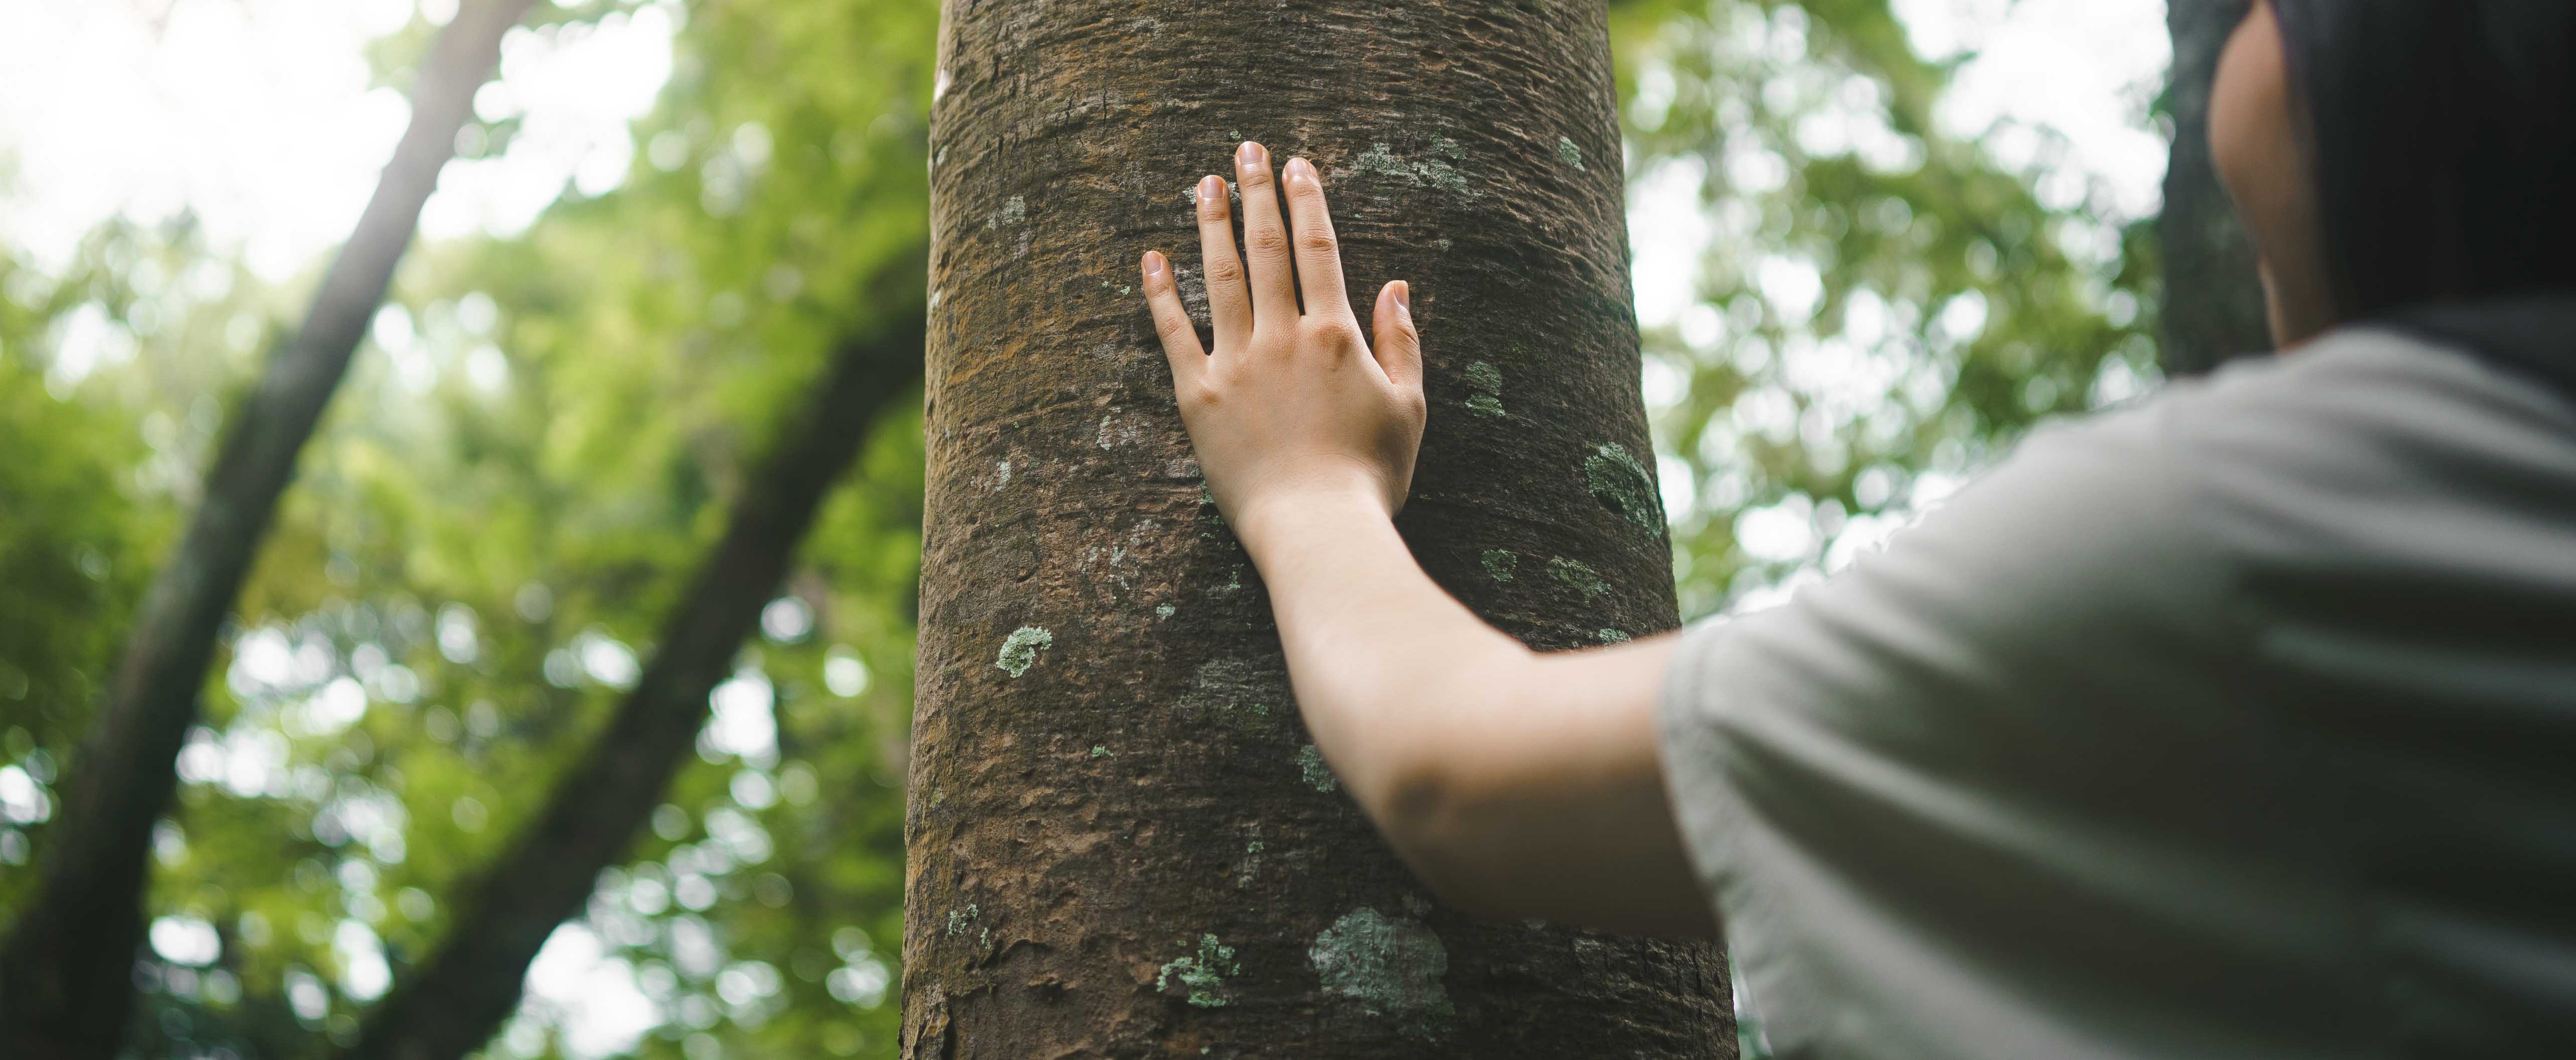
[1139,140,1426,545]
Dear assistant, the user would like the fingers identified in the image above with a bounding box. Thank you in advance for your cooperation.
[1193,174,1252,347]
[1370,281,1422,388]
[1141,250,1207,389]
[1233,141,1299,319]
[1281,157,1350,317]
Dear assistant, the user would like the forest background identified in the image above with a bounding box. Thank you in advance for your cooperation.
[0,0,2228,1057]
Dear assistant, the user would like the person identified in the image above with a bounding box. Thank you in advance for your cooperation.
[1131,1,2576,1055]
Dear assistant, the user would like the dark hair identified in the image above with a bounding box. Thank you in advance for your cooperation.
[2268,1,2576,319]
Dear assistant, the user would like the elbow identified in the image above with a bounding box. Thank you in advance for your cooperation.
[1340,639,1547,920]
[1372,749,1452,865]
[1365,747,1529,921]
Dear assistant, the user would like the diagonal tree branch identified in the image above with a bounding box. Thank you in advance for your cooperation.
[0,3,538,1055]
[339,290,927,1060]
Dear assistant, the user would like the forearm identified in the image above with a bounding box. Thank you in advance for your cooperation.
[1236,488,1714,936]
[1236,488,1524,819]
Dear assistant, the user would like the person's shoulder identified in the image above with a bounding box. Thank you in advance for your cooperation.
[2167,325,2576,456]
[2159,325,2576,570]
[1926,378,2192,551]
[1749,374,2216,648]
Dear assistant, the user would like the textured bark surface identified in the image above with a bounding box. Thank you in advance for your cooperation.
[338,294,924,1060]
[908,2,1731,1057]
[0,4,535,1055]
[2160,0,2274,375]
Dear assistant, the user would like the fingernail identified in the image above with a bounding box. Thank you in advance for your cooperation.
[1197,174,1222,202]
[1238,140,1264,170]
[1143,250,1166,277]
[1393,281,1410,314]
[1286,156,1314,183]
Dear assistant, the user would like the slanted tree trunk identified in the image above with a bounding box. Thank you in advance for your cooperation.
[907,3,1732,1056]
[338,295,925,1060]
[0,3,535,1054]
[2160,0,2274,374]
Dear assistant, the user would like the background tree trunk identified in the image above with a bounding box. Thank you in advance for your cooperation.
[0,3,534,1054]
[338,294,925,1060]
[2160,0,2274,374]
[907,2,1732,1056]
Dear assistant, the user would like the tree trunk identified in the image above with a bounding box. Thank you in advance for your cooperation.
[2160,0,2274,374]
[0,3,535,1054]
[338,295,925,1060]
[907,3,1732,1057]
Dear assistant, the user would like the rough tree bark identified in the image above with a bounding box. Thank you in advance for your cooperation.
[2160,0,2274,374]
[0,3,536,1054]
[907,2,1732,1057]
[339,293,925,1060]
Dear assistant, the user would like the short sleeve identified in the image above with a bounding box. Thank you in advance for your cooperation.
[1654,399,2304,1059]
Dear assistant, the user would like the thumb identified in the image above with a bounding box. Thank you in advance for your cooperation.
[1370,280,1422,389]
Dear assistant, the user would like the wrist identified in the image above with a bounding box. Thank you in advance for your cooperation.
[1229,478,1395,561]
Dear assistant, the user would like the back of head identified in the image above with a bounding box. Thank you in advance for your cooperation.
[2270,1,2576,317]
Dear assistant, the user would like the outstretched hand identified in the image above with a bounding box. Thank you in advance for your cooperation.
[1139,140,1427,545]
[1131,143,1709,940]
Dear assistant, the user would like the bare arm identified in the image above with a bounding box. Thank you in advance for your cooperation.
[1242,488,1716,937]
[1136,142,1716,938]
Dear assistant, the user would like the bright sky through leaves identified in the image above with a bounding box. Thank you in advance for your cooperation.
[4,0,2160,293]
[0,0,677,278]
[1633,0,2169,328]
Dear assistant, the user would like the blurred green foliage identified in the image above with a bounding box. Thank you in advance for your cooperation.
[0,1,2150,1058]
[0,239,164,909]
[1614,0,2156,615]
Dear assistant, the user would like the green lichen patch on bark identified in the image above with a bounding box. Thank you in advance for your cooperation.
[1157,934,1243,1008]
[1236,824,1267,889]
[1597,628,1632,644]
[1548,557,1609,600]
[1479,550,1518,583]
[1176,657,1291,736]
[1555,135,1586,170]
[1214,564,1245,594]
[990,195,1027,227]
[1197,482,1227,526]
[995,626,1053,677]
[1583,442,1663,534]
[1296,744,1339,793]
[1463,360,1506,418]
[1310,908,1454,1037]
[1337,138,1478,199]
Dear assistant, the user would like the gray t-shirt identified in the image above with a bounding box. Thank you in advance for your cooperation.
[1658,328,2576,1059]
